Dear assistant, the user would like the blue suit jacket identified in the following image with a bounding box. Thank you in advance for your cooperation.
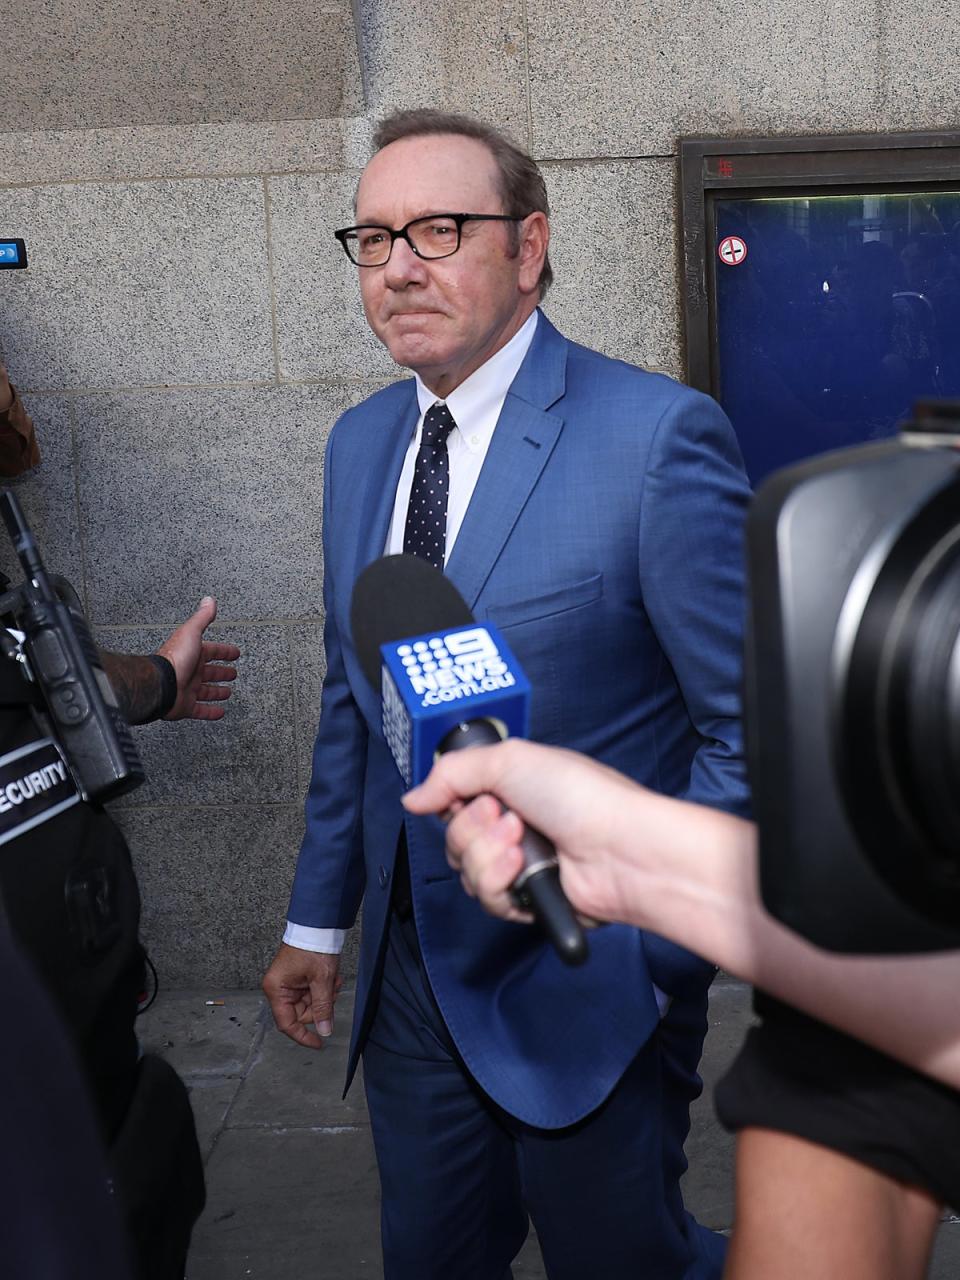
[289,313,751,1128]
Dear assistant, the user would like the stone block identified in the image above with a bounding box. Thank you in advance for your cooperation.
[138,990,268,1161]
[269,171,402,382]
[0,118,374,188]
[73,383,379,625]
[139,990,268,1079]
[0,395,85,594]
[880,2,960,133]
[527,0,882,159]
[0,178,273,390]
[4,1,362,133]
[184,1077,248,1165]
[542,158,683,377]
[116,804,305,987]
[188,1126,382,1277]
[354,0,528,134]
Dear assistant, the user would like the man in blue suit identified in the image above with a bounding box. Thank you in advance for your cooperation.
[263,109,751,1279]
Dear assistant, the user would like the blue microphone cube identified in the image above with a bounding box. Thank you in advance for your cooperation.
[380,622,531,785]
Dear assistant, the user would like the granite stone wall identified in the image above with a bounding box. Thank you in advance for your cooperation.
[0,0,952,984]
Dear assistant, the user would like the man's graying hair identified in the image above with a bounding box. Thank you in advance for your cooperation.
[370,109,553,298]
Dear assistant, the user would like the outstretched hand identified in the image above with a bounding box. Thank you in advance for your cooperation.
[156,596,241,721]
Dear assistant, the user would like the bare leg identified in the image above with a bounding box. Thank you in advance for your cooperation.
[725,1128,942,1280]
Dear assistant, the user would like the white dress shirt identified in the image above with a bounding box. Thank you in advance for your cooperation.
[285,311,539,956]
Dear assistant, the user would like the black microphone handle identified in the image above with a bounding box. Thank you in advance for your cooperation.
[436,720,589,966]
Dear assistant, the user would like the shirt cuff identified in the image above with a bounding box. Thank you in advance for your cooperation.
[283,922,345,954]
[283,927,667,1009]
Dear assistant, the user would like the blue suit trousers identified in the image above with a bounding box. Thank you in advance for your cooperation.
[362,910,729,1280]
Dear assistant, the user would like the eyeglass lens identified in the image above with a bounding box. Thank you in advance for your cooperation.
[346,216,462,265]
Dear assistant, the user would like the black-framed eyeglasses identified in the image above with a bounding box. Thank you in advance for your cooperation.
[334,212,526,267]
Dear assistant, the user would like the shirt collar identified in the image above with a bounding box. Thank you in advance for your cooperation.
[414,310,539,449]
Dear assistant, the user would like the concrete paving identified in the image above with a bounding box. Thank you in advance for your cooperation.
[138,978,960,1279]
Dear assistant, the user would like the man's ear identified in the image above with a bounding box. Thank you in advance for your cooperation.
[517,213,549,296]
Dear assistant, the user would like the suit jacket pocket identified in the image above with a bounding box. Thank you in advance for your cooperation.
[481,572,604,630]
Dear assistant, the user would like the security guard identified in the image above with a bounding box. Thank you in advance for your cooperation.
[0,586,239,1279]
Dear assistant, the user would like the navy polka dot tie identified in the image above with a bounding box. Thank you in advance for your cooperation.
[403,401,456,570]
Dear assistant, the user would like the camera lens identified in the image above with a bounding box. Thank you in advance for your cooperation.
[838,475,960,926]
[896,546,960,859]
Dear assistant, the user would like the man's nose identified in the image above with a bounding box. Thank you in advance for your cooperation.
[383,235,428,288]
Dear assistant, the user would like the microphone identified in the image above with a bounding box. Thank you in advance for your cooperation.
[350,554,588,966]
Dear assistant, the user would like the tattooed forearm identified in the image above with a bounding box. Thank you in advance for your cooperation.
[99,650,165,725]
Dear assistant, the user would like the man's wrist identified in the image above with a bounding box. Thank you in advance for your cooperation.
[101,650,168,725]
[284,922,345,954]
[147,653,178,718]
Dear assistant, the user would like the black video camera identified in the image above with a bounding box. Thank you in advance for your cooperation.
[0,489,144,803]
[746,400,960,954]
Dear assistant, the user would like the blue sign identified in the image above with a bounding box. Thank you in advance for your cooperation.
[0,240,27,269]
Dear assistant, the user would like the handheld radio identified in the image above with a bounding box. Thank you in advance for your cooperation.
[0,489,145,802]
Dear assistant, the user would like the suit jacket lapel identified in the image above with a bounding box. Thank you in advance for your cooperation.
[446,312,568,611]
[353,382,420,579]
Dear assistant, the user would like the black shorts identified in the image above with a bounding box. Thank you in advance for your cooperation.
[714,993,960,1208]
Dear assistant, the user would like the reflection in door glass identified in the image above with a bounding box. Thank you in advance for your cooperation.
[715,191,960,485]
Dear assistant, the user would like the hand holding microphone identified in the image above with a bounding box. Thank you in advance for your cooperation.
[404,740,634,927]
[350,554,588,966]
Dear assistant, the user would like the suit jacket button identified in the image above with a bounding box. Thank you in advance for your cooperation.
[378,865,389,889]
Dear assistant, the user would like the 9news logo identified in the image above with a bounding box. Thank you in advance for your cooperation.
[397,628,516,706]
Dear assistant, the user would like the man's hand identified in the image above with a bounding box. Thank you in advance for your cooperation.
[403,740,667,928]
[156,596,240,721]
[263,944,343,1050]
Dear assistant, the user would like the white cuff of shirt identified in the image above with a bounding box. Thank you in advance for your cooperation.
[282,924,669,1014]
[283,922,345,954]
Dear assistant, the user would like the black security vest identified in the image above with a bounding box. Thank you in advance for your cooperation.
[0,650,205,1278]
[0,652,143,1139]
